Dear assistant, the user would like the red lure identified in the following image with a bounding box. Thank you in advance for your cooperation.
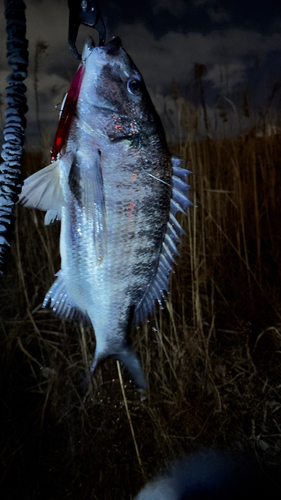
[51,64,84,161]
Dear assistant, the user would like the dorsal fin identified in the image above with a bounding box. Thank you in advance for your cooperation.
[133,157,192,324]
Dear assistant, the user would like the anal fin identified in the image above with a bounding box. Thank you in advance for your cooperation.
[43,270,90,325]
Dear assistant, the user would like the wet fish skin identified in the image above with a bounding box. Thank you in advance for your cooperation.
[19,36,190,389]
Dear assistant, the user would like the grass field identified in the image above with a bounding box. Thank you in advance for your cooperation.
[1,128,281,498]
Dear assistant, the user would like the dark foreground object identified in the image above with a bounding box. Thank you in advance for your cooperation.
[134,450,280,500]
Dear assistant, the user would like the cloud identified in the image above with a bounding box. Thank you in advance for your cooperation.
[1,0,281,146]
[26,72,69,122]
[153,0,186,16]
[113,24,281,94]
[204,62,246,90]
[2,1,281,95]
[192,0,208,5]
[207,7,230,23]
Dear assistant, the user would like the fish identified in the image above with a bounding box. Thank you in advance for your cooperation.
[19,36,192,389]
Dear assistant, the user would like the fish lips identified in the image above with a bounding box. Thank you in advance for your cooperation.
[103,36,122,55]
[84,35,122,56]
[84,35,96,51]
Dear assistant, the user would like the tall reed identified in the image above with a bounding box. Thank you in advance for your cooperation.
[1,112,281,498]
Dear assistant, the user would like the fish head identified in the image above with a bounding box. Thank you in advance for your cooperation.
[78,36,162,142]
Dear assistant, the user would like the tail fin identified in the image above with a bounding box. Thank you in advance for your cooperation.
[89,344,147,390]
[117,347,147,390]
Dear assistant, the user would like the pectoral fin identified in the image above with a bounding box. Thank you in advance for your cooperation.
[68,151,107,263]
[19,160,64,213]
[44,209,61,225]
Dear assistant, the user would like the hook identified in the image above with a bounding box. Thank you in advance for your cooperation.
[68,0,106,59]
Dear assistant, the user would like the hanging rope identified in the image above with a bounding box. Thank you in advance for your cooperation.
[0,0,28,273]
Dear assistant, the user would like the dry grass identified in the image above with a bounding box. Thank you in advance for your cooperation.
[1,129,281,498]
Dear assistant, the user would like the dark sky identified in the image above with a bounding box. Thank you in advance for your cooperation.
[104,0,281,36]
[1,0,281,147]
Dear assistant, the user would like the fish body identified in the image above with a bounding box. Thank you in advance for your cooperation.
[19,36,191,388]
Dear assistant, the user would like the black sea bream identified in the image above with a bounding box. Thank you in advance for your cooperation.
[19,36,191,389]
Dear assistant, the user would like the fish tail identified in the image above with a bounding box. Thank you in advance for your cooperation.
[90,354,98,374]
[116,348,148,390]
[89,337,147,390]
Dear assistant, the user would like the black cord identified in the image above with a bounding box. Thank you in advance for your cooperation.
[0,0,29,273]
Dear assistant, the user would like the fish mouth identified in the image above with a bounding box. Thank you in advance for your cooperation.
[102,36,122,56]
[85,35,95,50]
[85,35,122,54]
[82,36,96,62]
[82,35,123,64]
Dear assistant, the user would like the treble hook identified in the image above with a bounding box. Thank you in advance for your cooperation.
[68,0,106,59]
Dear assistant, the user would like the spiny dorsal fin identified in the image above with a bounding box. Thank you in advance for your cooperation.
[133,156,192,324]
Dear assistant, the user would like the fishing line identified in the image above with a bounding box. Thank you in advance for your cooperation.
[147,172,171,187]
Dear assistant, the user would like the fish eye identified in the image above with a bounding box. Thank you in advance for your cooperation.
[127,78,141,96]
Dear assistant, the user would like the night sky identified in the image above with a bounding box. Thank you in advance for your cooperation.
[1,0,281,147]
